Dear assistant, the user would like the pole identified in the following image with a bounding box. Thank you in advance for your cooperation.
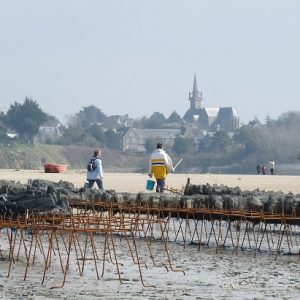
[173,158,183,171]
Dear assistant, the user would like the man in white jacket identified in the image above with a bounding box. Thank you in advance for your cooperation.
[87,149,104,190]
[268,160,275,175]
[148,143,174,192]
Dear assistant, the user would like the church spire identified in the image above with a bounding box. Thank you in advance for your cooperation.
[189,73,203,110]
[192,73,199,97]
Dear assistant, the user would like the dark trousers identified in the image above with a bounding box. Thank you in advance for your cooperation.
[88,178,103,190]
[156,179,165,193]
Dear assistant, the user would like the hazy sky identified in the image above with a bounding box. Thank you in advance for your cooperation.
[0,1,299,125]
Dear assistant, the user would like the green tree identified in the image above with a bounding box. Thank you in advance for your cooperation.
[276,111,300,129]
[144,138,157,154]
[6,97,47,144]
[88,124,105,144]
[172,136,196,155]
[44,113,61,126]
[0,122,7,141]
[265,114,276,128]
[132,116,146,128]
[0,113,7,141]
[167,111,181,123]
[209,130,232,152]
[73,105,106,128]
[266,111,300,161]
[234,126,261,154]
[247,117,261,127]
[59,126,87,145]
[143,112,166,128]
[104,129,119,149]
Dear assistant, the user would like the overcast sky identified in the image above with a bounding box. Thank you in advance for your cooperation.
[0,0,299,125]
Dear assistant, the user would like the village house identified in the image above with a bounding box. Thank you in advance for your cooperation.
[35,125,63,143]
[116,74,240,152]
[118,127,183,152]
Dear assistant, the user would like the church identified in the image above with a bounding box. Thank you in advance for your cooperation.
[183,75,239,132]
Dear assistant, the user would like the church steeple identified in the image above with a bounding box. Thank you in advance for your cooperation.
[192,74,199,97]
[189,73,203,110]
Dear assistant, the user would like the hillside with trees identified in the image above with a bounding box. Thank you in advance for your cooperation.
[1,97,300,174]
[0,144,148,172]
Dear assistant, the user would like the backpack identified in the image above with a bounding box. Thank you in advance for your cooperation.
[87,157,97,172]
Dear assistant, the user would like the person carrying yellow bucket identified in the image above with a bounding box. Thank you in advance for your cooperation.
[147,143,174,193]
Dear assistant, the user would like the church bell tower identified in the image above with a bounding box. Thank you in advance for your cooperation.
[189,74,203,110]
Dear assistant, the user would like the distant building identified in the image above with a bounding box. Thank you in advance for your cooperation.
[118,127,182,152]
[35,125,63,143]
[117,74,239,152]
[7,133,18,139]
[183,74,239,132]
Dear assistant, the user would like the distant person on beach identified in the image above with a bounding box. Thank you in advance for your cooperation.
[86,149,104,190]
[148,143,174,193]
[261,164,267,175]
[256,163,262,175]
[268,160,275,175]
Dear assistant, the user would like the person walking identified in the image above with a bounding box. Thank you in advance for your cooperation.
[268,160,275,175]
[148,143,174,193]
[261,164,267,175]
[86,149,104,190]
[256,163,262,175]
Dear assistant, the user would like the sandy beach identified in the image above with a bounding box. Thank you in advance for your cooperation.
[1,168,300,194]
[0,169,300,299]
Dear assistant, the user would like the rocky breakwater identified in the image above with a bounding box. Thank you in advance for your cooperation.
[0,179,71,217]
[184,183,300,217]
[3,179,300,224]
[75,183,300,224]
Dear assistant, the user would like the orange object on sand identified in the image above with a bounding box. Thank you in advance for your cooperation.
[44,163,68,173]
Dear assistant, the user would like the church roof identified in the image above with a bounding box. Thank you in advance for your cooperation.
[203,108,219,118]
[218,107,239,118]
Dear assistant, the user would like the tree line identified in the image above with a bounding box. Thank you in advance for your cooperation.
[1,97,300,171]
[0,98,182,147]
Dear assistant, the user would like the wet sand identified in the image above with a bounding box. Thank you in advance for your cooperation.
[0,169,300,299]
